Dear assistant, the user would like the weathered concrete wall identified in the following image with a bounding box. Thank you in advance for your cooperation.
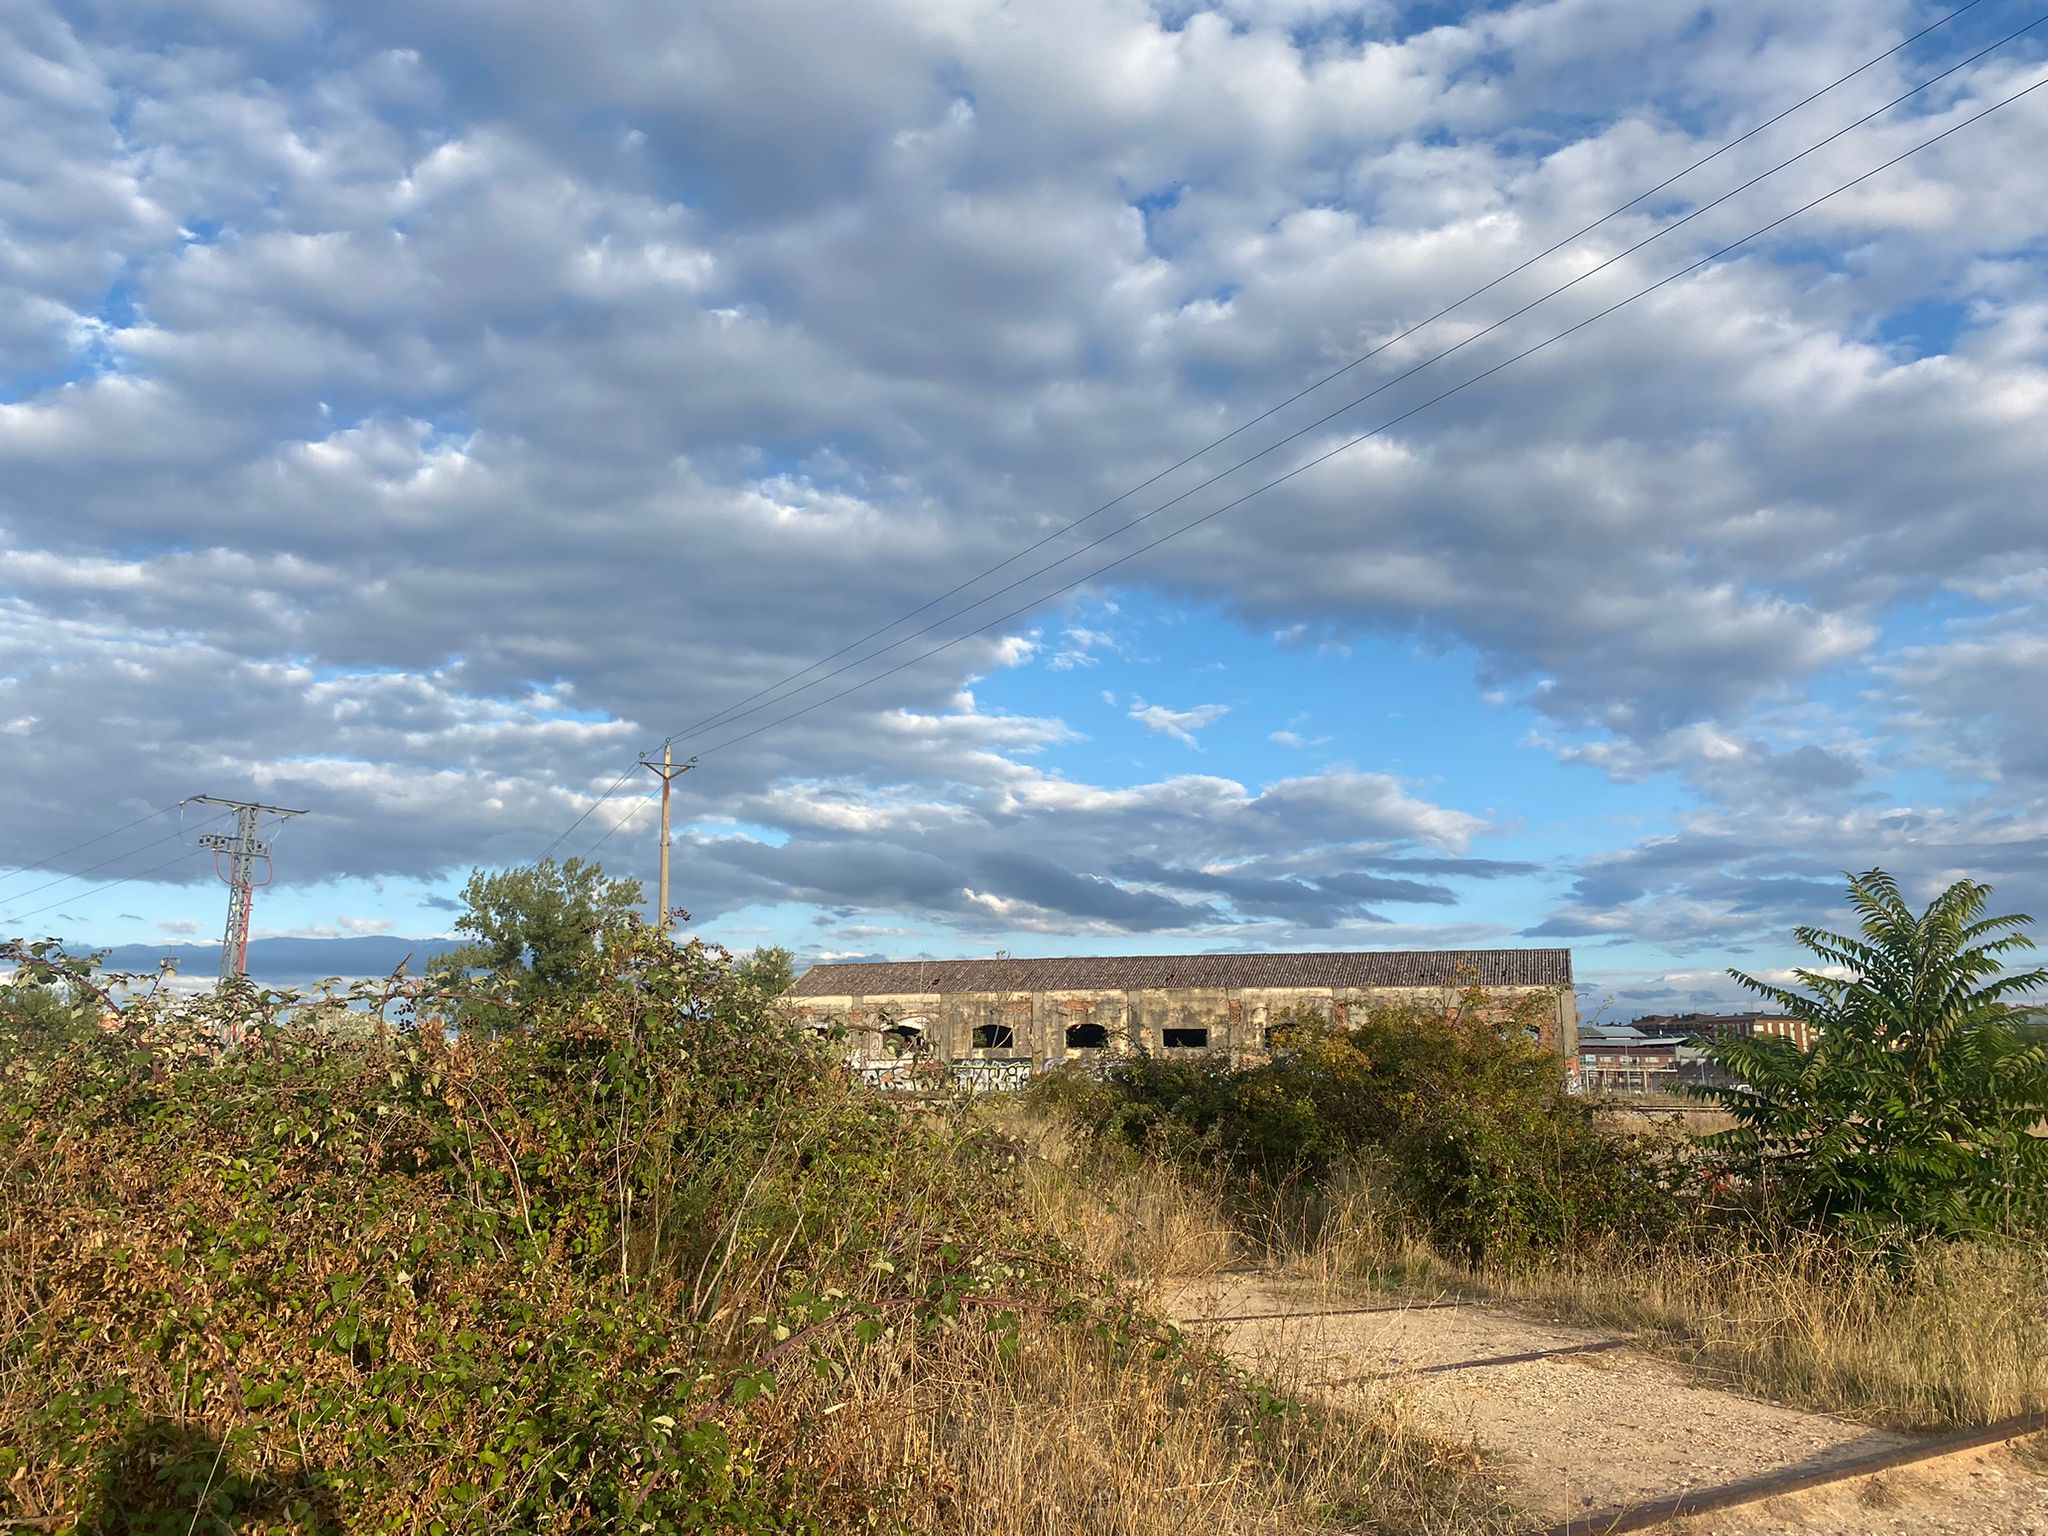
[790,979,1576,1065]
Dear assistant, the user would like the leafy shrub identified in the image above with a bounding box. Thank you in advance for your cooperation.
[0,938,107,1048]
[0,930,1128,1532]
[1705,869,2048,1240]
[1040,991,1685,1267]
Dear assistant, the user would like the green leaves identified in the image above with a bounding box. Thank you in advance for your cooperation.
[1063,990,1678,1267]
[427,857,646,1030]
[2,921,1101,1533]
[1706,869,2048,1240]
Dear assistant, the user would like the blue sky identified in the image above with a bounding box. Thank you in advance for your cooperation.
[4,0,2048,1015]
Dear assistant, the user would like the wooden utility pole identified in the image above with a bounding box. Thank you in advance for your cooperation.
[638,747,695,934]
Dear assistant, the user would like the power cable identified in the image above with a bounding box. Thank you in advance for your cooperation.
[0,802,182,892]
[679,70,2048,765]
[660,0,1996,747]
[0,845,218,933]
[536,761,643,863]
[0,812,232,918]
[661,14,2048,752]
[533,2,2030,857]
[581,789,658,861]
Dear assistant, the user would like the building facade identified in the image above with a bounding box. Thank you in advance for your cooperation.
[784,949,1577,1074]
[1631,1011,1816,1053]
[1577,1031,1691,1095]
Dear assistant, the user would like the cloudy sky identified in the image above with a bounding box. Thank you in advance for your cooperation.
[4,0,2046,1015]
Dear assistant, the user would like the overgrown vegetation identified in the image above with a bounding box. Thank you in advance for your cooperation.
[0,925,1496,1534]
[9,862,2042,1529]
[1036,990,1687,1269]
[1704,869,2048,1239]
[1035,870,2048,1429]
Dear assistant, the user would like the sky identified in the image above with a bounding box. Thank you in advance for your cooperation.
[3,0,2047,1019]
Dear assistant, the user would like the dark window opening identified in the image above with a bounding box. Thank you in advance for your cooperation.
[972,1022,1015,1051]
[1162,1027,1210,1049]
[1065,1022,1109,1050]
[882,1025,924,1057]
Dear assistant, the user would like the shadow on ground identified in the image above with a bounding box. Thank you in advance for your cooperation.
[77,1417,339,1535]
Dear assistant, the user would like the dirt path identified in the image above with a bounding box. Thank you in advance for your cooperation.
[1168,1272,2048,1534]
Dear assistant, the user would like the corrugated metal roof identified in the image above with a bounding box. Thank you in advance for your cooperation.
[786,948,1572,997]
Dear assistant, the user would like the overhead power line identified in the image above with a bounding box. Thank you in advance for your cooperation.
[0,845,219,934]
[536,3,2035,857]
[658,13,2046,751]
[673,70,2048,766]
[582,788,657,861]
[0,812,232,920]
[658,0,1996,749]
[0,802,181,893]
[537,761,645,863]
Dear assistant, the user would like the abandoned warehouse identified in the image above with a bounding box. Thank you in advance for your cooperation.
[783,949,1578,1077]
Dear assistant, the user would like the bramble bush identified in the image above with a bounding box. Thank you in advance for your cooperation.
[0,929,1164,1533]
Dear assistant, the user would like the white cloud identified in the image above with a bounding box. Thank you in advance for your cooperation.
[1129,699,1230,748]
[3,0,2048,964]
[1269,716,1330,749]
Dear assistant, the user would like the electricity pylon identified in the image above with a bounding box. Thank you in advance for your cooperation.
[192,796,307,981]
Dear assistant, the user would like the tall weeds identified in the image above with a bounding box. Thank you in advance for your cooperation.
[1028,992,2048,1434]
[1464,1229,2048,1428]
[1005,1111,1237,1289]
[1206,1148,2048,1430]
[0,934,1507,1533]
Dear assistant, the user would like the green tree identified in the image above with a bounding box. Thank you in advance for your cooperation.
[431,858,643,1019]
[0,940,107,1049]
[731,945,795,999]
[1706,869,2048,1239]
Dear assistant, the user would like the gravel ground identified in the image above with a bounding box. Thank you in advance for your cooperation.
[1167,1273,2048,1533]
[1663,1445,2048,1536]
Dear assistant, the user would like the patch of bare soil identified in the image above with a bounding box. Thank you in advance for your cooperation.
[1168,1272,2048,1533]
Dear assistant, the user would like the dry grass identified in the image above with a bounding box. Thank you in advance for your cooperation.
[799,1318,1509,1535]
[1254,1158,2048,1431]
[605,1102,1508,1534]
[1008,1110,1239,1289]
[1005,1103,2048,1433]
[872,1106,1517,1535]
[1481,1231,2048,1429]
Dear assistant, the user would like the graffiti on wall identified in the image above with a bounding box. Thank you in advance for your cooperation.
[852,1057,1037,1096]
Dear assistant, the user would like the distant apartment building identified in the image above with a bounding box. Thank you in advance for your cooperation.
[1631,1011,1817,1053]
[1578,1010,1819,1096]
[785,948,1578,1085]
[1577,1030,1692,1095]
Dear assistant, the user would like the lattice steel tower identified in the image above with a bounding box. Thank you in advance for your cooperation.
[191,796,307,981]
